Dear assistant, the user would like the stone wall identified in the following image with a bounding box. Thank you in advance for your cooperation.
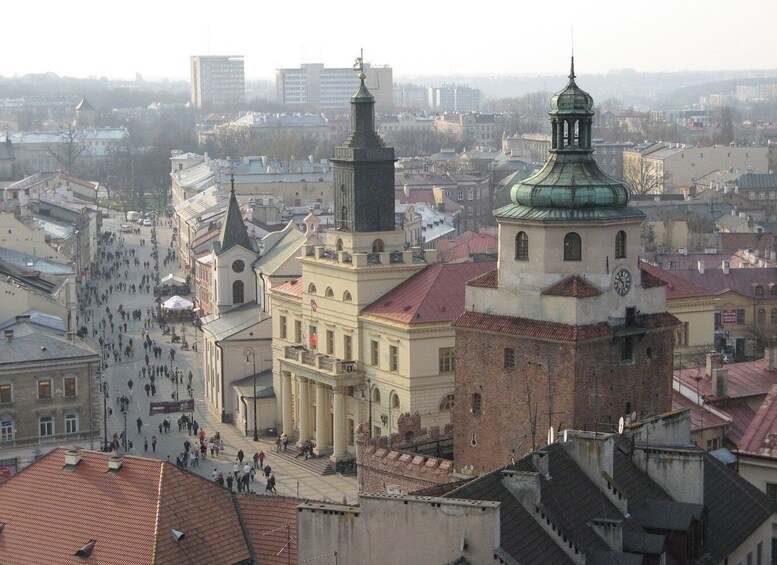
[356,411,461,494]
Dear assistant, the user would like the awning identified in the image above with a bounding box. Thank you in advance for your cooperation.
[160,273,187,285]
[162,295,194,310]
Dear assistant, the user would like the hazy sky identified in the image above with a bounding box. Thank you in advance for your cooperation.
[4,0,775,81]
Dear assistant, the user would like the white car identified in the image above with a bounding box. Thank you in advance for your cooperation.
[142,219,153,226]
[119,224,133,233]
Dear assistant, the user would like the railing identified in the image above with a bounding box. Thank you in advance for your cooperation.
[367,253,381,264]
[390,251,404,264]
[283,345,358,375]
[609,314,648,333]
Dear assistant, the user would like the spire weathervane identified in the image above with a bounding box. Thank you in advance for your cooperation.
[569,56,576,80]
[354,49,366,80]
[230,172,235,195]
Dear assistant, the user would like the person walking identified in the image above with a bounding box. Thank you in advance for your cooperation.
[136,417,143,434]
[258,450,265,468]
[281,433,288,452]
[237,449,244,465]
[269,473,277,493]
[226,474,234,492]
[151,435,157,452]
[144,437,148,452]
[275,436,281,453]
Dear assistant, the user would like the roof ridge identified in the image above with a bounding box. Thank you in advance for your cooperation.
[152,460,166,562]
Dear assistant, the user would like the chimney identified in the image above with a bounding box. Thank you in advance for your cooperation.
[3,329,12,341]
[107,455,123,472]
[706,352,723,377]
[722,260,730,275]
[64,449,82,467]
[768,347,776,371]
[712,367,729,397]
[697,260,705,274]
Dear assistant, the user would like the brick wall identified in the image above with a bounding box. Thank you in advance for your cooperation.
[453,324,675,474]
[356,411,460,494]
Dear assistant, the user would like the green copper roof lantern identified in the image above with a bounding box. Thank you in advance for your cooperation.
[502,58,638,220]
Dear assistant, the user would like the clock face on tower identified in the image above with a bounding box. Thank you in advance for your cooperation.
[232,260,245,273]
[613,268,632,296]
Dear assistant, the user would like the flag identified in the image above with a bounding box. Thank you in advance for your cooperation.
[311,299,318,312]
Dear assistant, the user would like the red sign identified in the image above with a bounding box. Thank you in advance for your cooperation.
[721,309,737,324]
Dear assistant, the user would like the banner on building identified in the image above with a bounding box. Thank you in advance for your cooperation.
[149,399,194,415]
[721,309,737,324]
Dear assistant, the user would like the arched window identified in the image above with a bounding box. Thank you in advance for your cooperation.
[373,388,381,405]
[232,280,244,304]
[472,393,482,415]
[515,231,529,260]
[343,290,352,302]
[325,287,334,298]
[371,239,385,253]
[308,283,317,294]
[771,308,777,324]
[336,238,343,252]
[758,308,766,324]
[615,230,627,259]
[439,393,455,411]
[564,232,582,261]
[391,392,400,409]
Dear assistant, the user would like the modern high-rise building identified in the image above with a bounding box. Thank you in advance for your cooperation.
[190,55,245,110]
[429,84,481,112]
[276,63,393,112]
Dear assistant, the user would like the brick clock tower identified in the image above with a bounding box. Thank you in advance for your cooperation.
[452,61,678,474]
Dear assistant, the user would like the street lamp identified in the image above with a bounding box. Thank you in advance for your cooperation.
[174,366,180,401]
[120,398,128,452]
[243,347,258,442]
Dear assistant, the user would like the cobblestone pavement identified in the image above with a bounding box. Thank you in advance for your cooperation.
[87,212,358,504]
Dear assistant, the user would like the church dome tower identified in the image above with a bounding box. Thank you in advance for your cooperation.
[452,62,677,474]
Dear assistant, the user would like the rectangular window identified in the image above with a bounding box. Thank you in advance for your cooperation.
[621,336,634,363]
[64,376,76,397]
[65,414,78,434]
[38,379,52,399]
[39,416,53,437]
[714,310,722,326]
[766,482,777,502]
[279,315,287,339]
[389,345,398,371]
[439,348,456,374]
[736,309,746,325]
[0,420,12,442]
[344,335,353,360]
[294,320,302,343]
[326,330,334,355]
[309,325,317,349]
[370,340,379,366]
[706,437,720,451]
[504,348,515,368]
[0,384,11,404]
[756,542,762,565]
[347,418,355,445]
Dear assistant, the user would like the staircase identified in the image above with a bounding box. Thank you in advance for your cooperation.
[269,446,336,476]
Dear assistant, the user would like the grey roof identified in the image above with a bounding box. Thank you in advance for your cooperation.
[0,247,74,275]
[231,370,275,399]
[0,139,14,160]
[0,309,66,332]
[254,222,306,275]
[200,301,267,342]
[0,322,98,364]
[737,172,777,189]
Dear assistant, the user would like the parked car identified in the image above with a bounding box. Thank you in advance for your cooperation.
[142,218,153,226]
[119,224,133,233]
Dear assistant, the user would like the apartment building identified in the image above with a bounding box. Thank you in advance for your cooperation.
[190,55,245,110]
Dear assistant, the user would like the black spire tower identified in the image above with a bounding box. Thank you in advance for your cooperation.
[332,55,395,232]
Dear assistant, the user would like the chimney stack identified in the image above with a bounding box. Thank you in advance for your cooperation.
[768,347,776,371]
[722,260,730,275]
[64,449,82,467]
[107,455,123,472]
[697,260,705,274]
[712,367,729,397]
[706,352,723,377]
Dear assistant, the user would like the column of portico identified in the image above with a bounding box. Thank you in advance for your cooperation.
[314,383,327,456]
[281,371,293,437]
[330,386,346,462]
[297,377,310,446]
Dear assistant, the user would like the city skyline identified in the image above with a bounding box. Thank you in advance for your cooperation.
[3,0,776,82]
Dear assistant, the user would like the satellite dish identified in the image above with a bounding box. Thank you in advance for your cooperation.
[547,426,555,444]
[563,429,568,443]
[618,416,625,434]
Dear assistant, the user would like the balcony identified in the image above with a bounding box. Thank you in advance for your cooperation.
[282,345,363,387]
[303,244,436,267]
[609,313,648,336]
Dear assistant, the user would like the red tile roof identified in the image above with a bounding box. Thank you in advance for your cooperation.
[672,392,728,431]
[675,358,777,401]
[720,402,757,445]
[639,261,713,299]
[739,385,777,456]
[647,264,777,298]
[272,277,303,297]
[238,495,300,565]
[0,448,251,565]
[468,268,498,288]
[639,267,667,290]
[436,231,498,263]
[361,262,495,325]
[541,275,602,298]
[454,311,679,341]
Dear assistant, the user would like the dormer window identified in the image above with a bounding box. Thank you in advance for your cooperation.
[755,285,764,297]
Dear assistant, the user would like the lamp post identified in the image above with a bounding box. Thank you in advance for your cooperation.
[243,347,258,441]
[174,366,180,402]
[120,399,128,452]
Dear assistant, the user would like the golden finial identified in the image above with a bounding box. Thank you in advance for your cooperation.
[354,48,365,80]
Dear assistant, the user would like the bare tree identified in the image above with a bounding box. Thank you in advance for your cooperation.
[623,159,667,195]
[48,124,86,173]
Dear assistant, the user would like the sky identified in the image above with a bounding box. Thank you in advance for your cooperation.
[4,0,775,81]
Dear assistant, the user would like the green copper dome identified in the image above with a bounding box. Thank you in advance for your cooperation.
[502,58,635,218]
[549,58,594,116]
